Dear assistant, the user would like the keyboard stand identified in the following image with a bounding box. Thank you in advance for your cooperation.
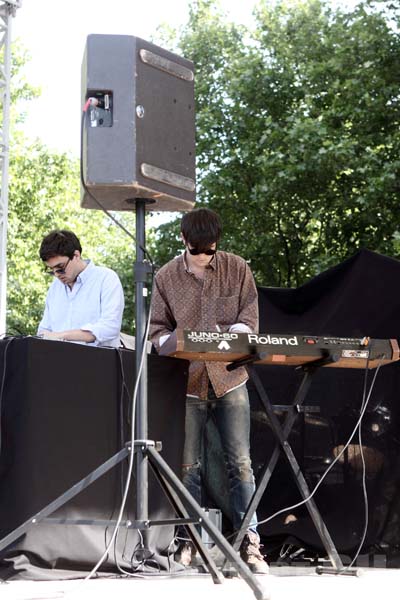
[226,351,358,575]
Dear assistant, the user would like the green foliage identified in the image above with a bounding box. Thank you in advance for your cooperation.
[2,42,42,127]
[4,41,160,337]
[6,1,400,339]
[11,44,41,107]
[7,136,138,335]
[154,0,400,287]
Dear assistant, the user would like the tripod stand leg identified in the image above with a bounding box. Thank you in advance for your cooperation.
[250,368,344,571]
[146,446,270,600]
[148,456,223,584]
[0,446,130,554]
[230,369,314,554]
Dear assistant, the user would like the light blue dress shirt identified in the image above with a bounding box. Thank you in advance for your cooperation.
[38,260,124,347]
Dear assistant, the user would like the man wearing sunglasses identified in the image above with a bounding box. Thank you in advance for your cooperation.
[150,208,268,574]
[38,229,124,347]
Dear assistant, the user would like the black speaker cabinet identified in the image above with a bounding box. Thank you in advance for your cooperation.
[81,34,195,212]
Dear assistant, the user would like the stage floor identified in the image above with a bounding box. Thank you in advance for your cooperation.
[1,566,399,600]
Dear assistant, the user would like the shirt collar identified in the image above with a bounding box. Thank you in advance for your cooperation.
[75,259,93,283]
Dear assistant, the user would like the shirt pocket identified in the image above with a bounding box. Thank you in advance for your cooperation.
[216,295,240,328]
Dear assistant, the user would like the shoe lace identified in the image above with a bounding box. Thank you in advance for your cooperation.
[243,534,265,560]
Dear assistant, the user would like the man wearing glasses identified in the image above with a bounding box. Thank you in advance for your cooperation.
[150,208,268,574]
[38,229,124,347]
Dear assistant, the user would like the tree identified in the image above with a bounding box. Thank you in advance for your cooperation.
[7,135,138,335]
[153,0,400,287]
[5,42,161,336]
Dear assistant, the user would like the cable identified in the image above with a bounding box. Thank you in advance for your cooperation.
[72,103,160,585]
[0,336,16,456]
[108,282,166,579]
[117,345,137,427]
[114,349,140,573]
[114,306,173,578]
[342,356,372,570]
[253,356,385,556]
[80,103,155,268]
[256,360,381,527]
[80,102,135,243]
[75,100,158,581]
[65,307,153,597]
[103,348,132,559]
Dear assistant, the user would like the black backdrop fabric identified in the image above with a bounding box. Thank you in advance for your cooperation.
[204,249,400,556]
[0,338,188,580]
[257,248,400,339]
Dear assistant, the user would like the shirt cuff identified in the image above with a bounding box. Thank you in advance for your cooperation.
[159,334,171,347]
[229,323,252,334]
[80,323,99,345]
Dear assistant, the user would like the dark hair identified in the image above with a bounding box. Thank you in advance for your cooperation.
[39,230,82,261]
[181,208,222,249]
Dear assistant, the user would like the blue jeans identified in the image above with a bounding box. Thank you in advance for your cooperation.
[182,383,258,533]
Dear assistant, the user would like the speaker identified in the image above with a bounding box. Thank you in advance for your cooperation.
[81,34,195,212]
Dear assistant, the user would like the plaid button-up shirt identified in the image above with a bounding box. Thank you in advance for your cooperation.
[150,251,259,399]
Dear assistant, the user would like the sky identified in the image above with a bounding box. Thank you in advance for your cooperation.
[12,0,358,157]
[12,0,256,156]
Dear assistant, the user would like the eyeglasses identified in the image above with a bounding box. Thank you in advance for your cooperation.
[187,246,217,256]
[45,258,71,276]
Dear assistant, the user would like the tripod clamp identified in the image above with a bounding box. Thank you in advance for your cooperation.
[130,440,162,452]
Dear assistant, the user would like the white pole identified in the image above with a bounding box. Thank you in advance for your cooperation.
[0,1,21,334]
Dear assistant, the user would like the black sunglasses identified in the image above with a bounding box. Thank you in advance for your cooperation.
[187,246,217,256]
[45,258,71,276]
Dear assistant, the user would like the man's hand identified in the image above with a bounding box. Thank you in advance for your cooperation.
[39,331,65,341]
[39,329,96,343]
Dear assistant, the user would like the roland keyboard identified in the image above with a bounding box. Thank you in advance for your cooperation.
[159,330,400,369]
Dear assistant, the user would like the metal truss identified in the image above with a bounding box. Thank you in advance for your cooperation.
[0,1,21,334]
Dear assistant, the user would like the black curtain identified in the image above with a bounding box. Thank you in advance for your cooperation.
[0,338,188,580]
